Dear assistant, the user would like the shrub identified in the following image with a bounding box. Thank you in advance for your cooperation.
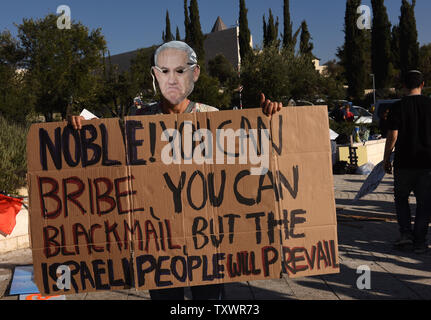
[0,116,28,194]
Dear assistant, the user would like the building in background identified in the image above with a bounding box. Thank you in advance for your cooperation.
[108,17,248,73]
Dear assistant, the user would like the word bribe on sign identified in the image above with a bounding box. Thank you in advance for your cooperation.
[27,108,340,295]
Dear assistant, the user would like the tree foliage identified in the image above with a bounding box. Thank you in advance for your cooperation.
[371,0,392,89]
[176,27,181,41]
[398,0,419,78]
[419,44,431,84]
[240,46,344,107]
[162,10,174,43]
[0,31,34,124]
[238,0,252,61]
[187,0,205,63]
[340,0,367,102]
[299,20,313,57]
[283,0,294,51]
[263,9,280,48]
[17,14,106,121]
[0,116,28,194]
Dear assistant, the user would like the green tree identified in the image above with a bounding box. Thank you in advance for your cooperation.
[263,9,280,48]
[419,44,431,84]
[184,0,191,43]
[188,0,205,63]
[391,25,401,71]
[399,0,419,77]
[0,116,28,194]
[189,71,232,109]
[129,46,158,100]
[17,14,106,121]
[162,10,174,43]
[241,46,291,106]
[283,0,293,50]
[371,0,392,89]
[241,44,345,107]
[176,26,181,41]
[299,20,313,57]
[0,31,34,124]
[208,54,238,86]
[238,0,252,61]
[341,0,367,101]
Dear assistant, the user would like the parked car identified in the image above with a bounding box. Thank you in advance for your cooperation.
[351,106,373,124]
[328,104,372,124]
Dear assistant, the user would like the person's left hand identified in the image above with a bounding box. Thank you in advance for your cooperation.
[260,93,283,116]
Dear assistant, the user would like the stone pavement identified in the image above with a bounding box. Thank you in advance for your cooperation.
[0,174,430,300]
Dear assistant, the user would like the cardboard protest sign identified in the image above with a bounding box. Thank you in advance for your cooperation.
[26,106,339,295]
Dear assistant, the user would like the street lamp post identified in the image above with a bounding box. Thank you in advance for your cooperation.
[370,74,376,107]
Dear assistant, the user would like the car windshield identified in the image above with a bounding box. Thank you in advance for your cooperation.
[352,107,371,117]
[350,108,360,117]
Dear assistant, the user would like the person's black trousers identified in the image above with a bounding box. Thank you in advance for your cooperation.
[394,168,431,244]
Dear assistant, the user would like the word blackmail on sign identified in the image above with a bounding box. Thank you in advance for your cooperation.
[27,107,339,295]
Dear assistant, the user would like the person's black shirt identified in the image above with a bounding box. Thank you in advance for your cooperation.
[387,95,431,169]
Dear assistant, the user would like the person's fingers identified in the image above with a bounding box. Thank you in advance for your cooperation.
[260,93,266,107]
[271,102,279,115]
[277,102,283,112]
[266,102,275,117]
[70,116,77,130]
[68,116,84,130]
[77,116,84,130]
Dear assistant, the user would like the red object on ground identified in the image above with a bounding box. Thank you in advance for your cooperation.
[0,194,23,236]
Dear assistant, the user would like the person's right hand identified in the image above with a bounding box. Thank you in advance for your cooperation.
[67,115,85,130]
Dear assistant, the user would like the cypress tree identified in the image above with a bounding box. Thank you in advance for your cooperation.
[283,0,293,50]
[343,0,367,101]
[263,9,279,48]
[399,0,419,77]
[391,25,400,70]
[371,0,392,89]
[184,0,190,43]
[176,26,181,41]
[238,0,252,61]
[188,0,205,62]
[163,10,174,43]
[299,20,313,57]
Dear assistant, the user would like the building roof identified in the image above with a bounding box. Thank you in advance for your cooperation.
[211,17,228,33]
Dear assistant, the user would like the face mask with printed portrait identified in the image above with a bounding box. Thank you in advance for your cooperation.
[153,48,200,105]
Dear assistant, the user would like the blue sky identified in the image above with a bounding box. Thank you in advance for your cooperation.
[1,0,430,63]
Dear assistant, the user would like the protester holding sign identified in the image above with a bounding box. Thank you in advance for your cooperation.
[67,41,284,300]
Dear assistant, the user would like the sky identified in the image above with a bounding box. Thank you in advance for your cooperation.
[1,0,431,63]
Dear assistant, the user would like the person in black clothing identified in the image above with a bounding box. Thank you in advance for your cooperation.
[384,70,431,254]
[379,107,391,138]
